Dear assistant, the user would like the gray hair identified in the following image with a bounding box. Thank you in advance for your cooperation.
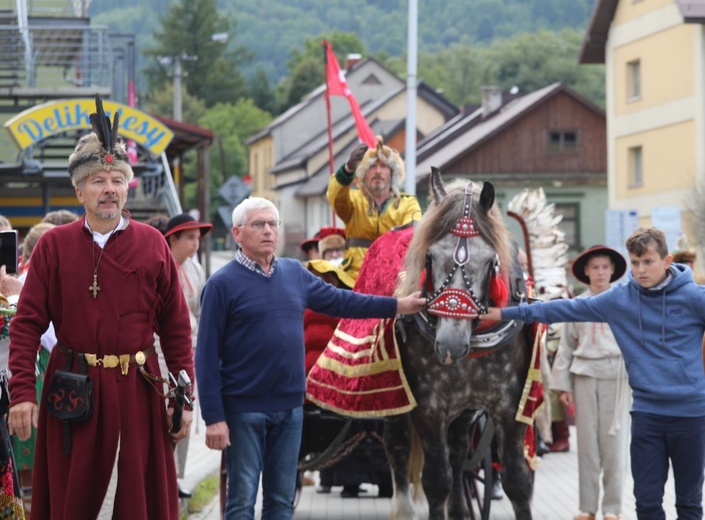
[0,214,10,231]
[231,197,279,227]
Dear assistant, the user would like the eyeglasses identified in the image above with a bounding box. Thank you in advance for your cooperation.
[247,220,280,231]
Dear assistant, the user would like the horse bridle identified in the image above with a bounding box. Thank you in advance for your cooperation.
[424,183,487,319]
[408,182,526,353]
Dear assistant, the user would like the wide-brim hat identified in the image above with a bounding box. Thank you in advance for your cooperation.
[164,213,213,239]
[571,245,627,285]
[300,230,322,253]
[307,259,355,289]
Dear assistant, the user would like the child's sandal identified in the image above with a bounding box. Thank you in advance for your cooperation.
[573,514,595,520]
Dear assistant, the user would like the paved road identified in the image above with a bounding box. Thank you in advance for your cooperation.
[185,252,685,519]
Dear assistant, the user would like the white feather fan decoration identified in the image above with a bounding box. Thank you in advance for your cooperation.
[508,188,570,299]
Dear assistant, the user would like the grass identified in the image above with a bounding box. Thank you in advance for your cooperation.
[180,473,221,519]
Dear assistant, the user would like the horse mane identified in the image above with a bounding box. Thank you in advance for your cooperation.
[398,179,512,297]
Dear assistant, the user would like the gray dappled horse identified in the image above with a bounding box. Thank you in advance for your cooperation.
[386,168,535,519]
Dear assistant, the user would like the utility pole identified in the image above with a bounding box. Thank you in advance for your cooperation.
[405,0,418,195]
[173,55,183,122]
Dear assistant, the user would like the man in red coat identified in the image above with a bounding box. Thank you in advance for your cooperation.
[7,97,194,519]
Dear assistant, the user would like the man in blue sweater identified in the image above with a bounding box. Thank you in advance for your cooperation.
[195,197,426,520]
[484,227,705,520]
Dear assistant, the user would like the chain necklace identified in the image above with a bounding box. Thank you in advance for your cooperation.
[88,220,121,299]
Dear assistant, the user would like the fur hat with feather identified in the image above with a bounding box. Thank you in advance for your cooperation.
[68,94,133,188]
[355,136,406,212]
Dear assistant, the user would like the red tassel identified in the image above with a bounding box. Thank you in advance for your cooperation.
[419,269,427,291]
[489,274,509,307]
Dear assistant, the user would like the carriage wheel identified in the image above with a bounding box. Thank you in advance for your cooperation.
[462,411,494,520]
[462,447,493,520]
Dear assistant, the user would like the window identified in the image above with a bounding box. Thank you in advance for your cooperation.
[628,146,643,187]
[548,130,579,154]
[627,60,641,100]
[554,203,580,249]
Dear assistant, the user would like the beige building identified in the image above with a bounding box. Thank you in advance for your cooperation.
[580,0,705,244]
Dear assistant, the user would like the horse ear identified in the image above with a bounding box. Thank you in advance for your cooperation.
[479,181,495,211]
[430,167,447,204]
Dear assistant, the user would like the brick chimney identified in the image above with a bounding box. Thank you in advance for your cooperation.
[344,53,362,70]
[481,86,503,117]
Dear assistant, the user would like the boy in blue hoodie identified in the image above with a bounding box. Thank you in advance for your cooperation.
[484,227,705,520]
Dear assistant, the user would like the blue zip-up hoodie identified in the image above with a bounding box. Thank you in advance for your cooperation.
[502,264,705,417]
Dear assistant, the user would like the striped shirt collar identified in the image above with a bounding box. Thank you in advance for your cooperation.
[236,249,277,277]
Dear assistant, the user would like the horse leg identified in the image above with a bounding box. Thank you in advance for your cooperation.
[384,414,419,520]
[446,412,473,519]
[496,419,534,520]
[415,415,453,520]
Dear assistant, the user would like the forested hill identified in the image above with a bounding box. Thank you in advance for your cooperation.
[89,0,596,81]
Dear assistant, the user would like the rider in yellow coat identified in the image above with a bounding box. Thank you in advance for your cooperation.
[327,136,421,280]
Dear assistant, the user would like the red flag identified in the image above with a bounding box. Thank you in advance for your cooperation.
[324,41,376,147]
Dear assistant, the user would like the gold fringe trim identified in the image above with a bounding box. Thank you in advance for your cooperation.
[515,326,545,426]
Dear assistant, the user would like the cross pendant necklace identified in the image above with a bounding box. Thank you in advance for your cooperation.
[89,243,108,299]
[88,220,120,299]
[89,273,101,298]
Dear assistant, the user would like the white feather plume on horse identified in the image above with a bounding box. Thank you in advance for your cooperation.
[507,187,569,300]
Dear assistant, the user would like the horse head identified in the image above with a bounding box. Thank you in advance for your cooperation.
[401,167,513,365]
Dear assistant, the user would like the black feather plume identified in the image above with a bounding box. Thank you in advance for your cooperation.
[89,94,114,152]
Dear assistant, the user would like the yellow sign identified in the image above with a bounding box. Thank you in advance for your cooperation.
[4,99,174,155]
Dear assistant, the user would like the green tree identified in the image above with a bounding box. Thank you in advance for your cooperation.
[248,68,276,114]
[484,29,605,107]
[276,30,366,114]
[179,100,272,219]
[409,29,604,108]
[143,0,251,108]
[143,83,206,124]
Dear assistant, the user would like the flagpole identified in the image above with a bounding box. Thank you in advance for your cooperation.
[323,40,337,225]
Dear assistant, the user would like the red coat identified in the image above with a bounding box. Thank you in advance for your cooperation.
[304,309,339,375]
[9,214,193,519]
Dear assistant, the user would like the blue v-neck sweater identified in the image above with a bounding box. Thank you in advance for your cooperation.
[195,258,398,425]
[503,264,705,417]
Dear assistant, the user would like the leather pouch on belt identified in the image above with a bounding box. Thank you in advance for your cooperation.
[45,349,93,454]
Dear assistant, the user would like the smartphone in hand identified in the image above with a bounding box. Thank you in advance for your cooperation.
[0,230,18,274]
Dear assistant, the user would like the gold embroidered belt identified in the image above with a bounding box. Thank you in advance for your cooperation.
[57,344,154,376]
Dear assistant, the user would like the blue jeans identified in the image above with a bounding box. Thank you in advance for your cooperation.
[631,412,705,520]
[223,405,303,520]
